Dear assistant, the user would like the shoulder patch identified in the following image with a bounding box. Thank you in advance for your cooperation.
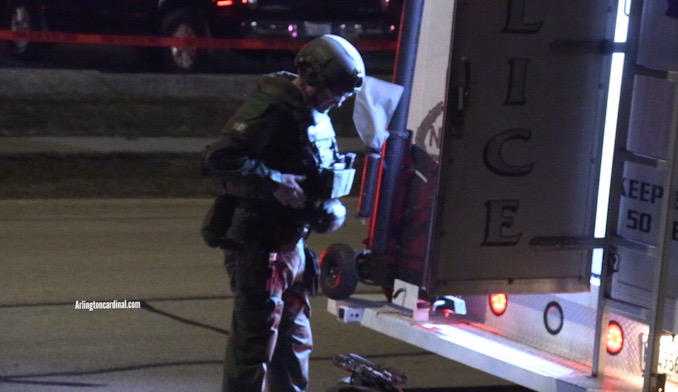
[239,94,272,121]
[231,121,248,133]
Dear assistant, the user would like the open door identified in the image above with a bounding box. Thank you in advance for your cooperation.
[427,0,617,295]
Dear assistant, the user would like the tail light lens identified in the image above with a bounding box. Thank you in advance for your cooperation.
[606,321,624,355]
[489,293,508,316]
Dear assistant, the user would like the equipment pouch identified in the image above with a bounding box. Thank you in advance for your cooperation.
[303,248,320,296]
[315,168,356,199]
[200,194,237,248]
[331,168,355,198]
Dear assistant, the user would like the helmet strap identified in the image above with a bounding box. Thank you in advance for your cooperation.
[297,71,326,111]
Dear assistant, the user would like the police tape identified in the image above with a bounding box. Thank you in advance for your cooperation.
[0,29,396,51]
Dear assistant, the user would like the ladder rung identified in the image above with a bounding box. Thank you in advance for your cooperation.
[634,64,676,80]
[617,150,667,170]
[608,235,657,257]
[602,296,651,323]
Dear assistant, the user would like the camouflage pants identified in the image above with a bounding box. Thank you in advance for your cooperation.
[222,238,312,392]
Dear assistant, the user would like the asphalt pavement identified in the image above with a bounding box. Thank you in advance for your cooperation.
[0,198,518,392]
[0,66,522,391]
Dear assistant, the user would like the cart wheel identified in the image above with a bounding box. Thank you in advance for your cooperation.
[160,8,209,72]
[4,0,50,59]
[319,243,358,300]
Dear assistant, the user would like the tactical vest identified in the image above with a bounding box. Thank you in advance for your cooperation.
[300,109,355,201]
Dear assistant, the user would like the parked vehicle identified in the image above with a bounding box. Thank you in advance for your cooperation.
[0,0,400,72]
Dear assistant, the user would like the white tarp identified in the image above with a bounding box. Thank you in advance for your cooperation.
[352,76,404,152]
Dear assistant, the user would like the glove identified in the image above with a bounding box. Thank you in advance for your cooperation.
[273,173,307,208]
[310,199,347,233]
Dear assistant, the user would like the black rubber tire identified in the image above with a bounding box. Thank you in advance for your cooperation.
[319,243,358,300]
[160,8,209,72]
[3,0,48,59]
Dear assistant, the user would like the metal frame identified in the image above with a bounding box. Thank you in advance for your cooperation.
[595,0,678,389]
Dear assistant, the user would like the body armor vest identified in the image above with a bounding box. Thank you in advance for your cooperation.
[301,109,355,201]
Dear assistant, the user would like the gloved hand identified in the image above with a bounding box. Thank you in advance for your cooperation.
[273,173,307,208]
[310,199,347,233]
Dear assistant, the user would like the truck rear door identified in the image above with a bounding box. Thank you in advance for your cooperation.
[425,0,617,295]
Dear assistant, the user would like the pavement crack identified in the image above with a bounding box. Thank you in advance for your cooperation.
[140,300,229,335]
[0,360,221,380]
[0,378,105,387]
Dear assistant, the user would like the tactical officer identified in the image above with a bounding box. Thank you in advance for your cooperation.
[201,34,365,392]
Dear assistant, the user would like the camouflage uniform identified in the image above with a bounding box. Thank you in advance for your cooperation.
[202,71,341,392]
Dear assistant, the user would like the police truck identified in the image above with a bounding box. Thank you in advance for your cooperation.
[320,1,678,391]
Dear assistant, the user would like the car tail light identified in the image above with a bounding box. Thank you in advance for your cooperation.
[606,321,624,355]
[489,293,508,316]
[215,0,234,6]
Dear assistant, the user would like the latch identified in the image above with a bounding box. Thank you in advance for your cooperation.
[529,236,607,251]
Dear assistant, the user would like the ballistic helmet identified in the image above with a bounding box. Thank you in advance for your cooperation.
[294,34,365,95]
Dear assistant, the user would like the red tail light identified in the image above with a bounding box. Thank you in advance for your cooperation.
[606,321,624,355]
[489,293,508,316]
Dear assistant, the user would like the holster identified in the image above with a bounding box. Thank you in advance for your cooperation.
[303,248,320,296]
[200,194,237,248]
[305,166,355,200]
